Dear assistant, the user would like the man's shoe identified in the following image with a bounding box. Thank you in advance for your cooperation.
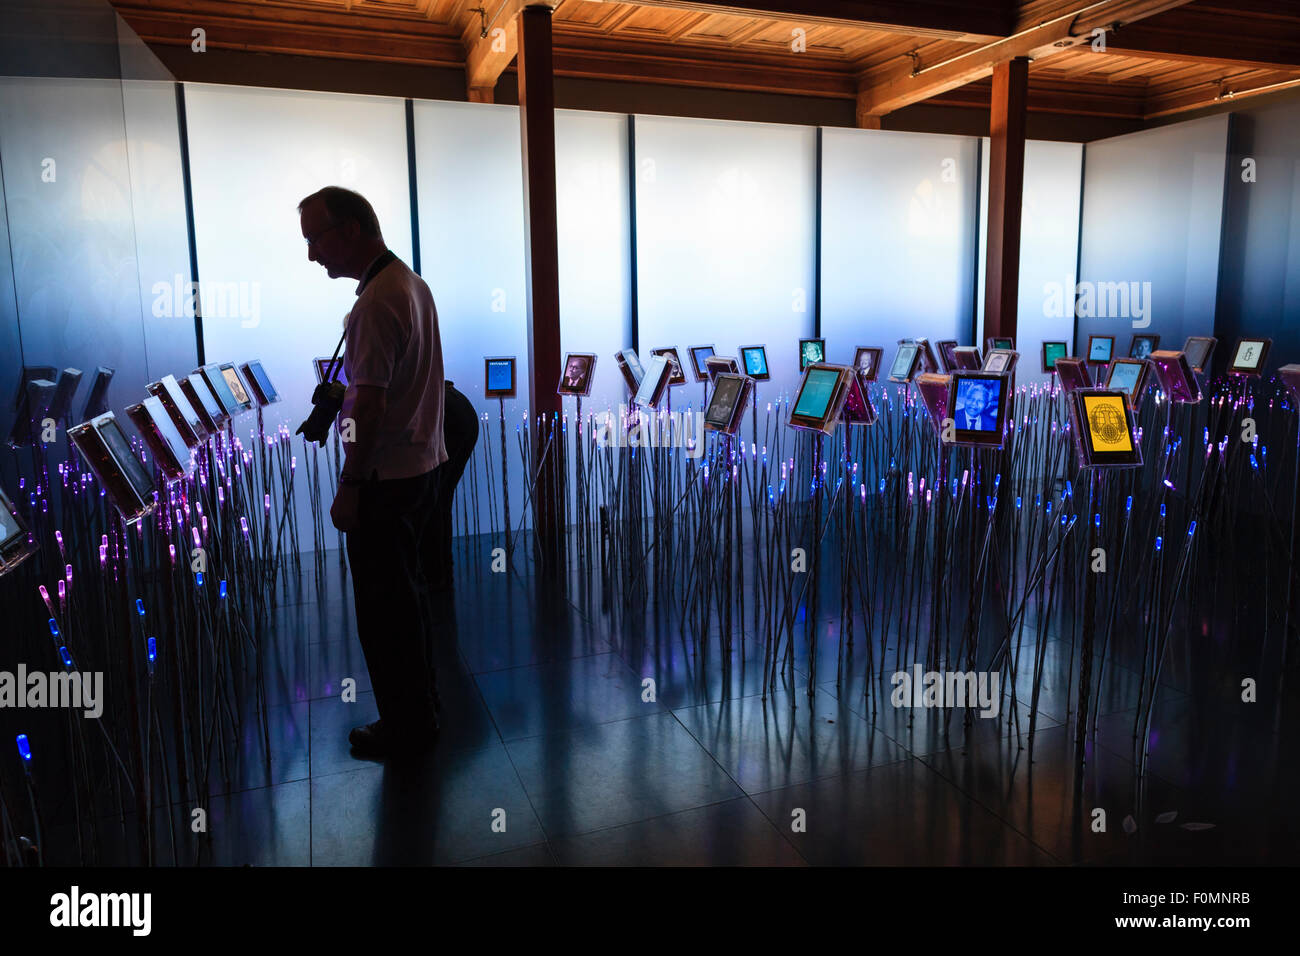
[349,720,390,757]
[349,717,440,759]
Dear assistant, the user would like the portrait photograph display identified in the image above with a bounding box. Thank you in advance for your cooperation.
[1129,334,1159,360]
[703,373,753,435]
[739,345,770,381]
[556,352,597,397]
[799,338,826,371]
[944,372,1009,447]
[981,348,1019,376]
[854,347,883,382]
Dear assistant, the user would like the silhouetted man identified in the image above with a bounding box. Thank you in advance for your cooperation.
[299,185,445,758]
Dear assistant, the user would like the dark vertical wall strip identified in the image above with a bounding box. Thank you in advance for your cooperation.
[1212,112,1240,377]
[627,114,639,353]
[175,82,204,366]
[1212,102,1300,377]
[1072,145,1086,354]
[969,139,982,346]
[405,98,421,276]
[813,126,822,339]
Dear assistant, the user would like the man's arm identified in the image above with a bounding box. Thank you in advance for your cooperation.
[341,384,387,481]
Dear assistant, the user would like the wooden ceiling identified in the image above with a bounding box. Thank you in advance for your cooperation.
[110,0,1300,122]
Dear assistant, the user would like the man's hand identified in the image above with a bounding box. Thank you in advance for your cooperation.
[331,484,361,533]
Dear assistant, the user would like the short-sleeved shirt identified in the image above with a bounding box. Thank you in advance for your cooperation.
[341,253,447,481]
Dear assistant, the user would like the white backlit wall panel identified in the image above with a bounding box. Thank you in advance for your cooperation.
[184,83,412,550]
[413,99,529,537]
[976,138,1084,383]
[1077,116,1228,358]
[184,83,412,431]
[820,127,979,370]
[556,109,632,415]
[119,18,196,379]
[632,115,817,407]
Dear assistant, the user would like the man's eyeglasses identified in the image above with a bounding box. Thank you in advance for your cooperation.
[304,222,344,247]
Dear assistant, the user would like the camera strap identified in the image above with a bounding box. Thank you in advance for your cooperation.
[322,328,347,385]
[322,249,398,384]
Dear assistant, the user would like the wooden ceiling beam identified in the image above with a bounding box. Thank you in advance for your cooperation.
[549,43,857,97]
[1103,14,1300,72]
[113,0,463,67]
[854,0,1193,121]
[570,0,1014,42]
[462,0,526,102]
[1144,68,1300,116]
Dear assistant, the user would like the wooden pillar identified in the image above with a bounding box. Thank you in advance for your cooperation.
[518,3,565,574]
[983,57,1028,345]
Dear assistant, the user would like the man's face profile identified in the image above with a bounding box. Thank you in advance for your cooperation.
[301,199,351,279]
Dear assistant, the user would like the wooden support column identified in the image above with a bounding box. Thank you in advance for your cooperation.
[982,56,1028,345]
[518,3,565,575]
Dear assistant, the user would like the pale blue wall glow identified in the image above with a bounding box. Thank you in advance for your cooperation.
[1077,115,1228,356]
[119,17,196,379]
[820,127,979,366]
[185,83,412,548]
[413,99,528,538]
[633,115,816,406]
[977,138,1083,383]
[556,110,631,415]
[185,83,413,433]
[0,76,150,421]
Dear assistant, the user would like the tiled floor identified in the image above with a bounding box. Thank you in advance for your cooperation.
[44,538,1300,866]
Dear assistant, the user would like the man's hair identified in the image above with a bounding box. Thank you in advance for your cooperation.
[965,381,989,400]
[298,186,383,240]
